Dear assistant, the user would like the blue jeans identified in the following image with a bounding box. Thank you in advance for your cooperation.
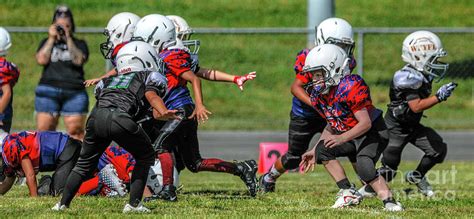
[35,84,89,116]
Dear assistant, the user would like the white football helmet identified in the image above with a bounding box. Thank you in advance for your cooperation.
[315,18,354,56]
[303,44,351,94]
[100,12,140,59]
[0,27,12,56]
[402,30,449,79]
[133,14,176,53]
[166,15,200,54]
[115,41,163,75]
[146,159,180,195]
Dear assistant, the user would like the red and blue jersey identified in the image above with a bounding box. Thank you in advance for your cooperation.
[159,48,194,109]
[98,145,135,182]
[292,48,357,118]
[1,131,68,175]
[310,75,376,133]
[0,57,20,121]
[110,41,129,66]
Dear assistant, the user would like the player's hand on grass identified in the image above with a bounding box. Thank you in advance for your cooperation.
[188,104,212,123]
[300,148,316,173]
[84,78,102,87]
[234,71,256,91]
[436,82,457,102]
[324,134,346,148]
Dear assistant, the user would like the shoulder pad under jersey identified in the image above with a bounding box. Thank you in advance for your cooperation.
[393,66,424,89]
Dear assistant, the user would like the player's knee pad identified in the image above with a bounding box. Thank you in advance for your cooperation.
[377,165,397,182]
[316,143,335,164]
[281,153,302,170]
[357,156,377,183]
[430,142,448,164]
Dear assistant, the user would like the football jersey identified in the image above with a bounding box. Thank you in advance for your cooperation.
[0,57,20,120]
[1,131,69,176]
[98,145,135,182]
[385,65,432,126]
[95,71,168,119]
[291,49,357,118]
[310,74,380,133]
[159,48,194,110]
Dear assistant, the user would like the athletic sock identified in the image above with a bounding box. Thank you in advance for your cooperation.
[198,158,238,174]
[265,165,282,183]
[157,153,174,186]
[415,156,437,177]
[336,178,352,189]
[382,197,397,205]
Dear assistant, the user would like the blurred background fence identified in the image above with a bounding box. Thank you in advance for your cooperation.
[4,26,474,131]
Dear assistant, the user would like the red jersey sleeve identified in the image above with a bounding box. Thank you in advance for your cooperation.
[346,75,373,113]
[0,58,20,87]
[163,49,192,77]
[293,49,312,84]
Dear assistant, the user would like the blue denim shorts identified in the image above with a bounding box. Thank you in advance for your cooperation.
[35,84,89,116]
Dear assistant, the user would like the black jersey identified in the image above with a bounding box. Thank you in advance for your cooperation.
[385,65,432,127]
[94,71,167,119]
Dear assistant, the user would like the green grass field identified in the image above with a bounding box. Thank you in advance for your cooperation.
[1,0,473,130]
[1,161,472,217]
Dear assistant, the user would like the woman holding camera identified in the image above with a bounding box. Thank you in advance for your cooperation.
[35,5,89,140]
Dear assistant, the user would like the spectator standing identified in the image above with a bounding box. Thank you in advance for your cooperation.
[35,5,89,140]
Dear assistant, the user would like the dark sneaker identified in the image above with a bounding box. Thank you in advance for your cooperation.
[405,171,434,197]
[258,173,275,193]
[38,175,52,196]
[144,184,177,202]
[235,160,258,197]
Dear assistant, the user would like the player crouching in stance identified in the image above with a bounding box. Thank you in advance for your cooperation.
[0,131,81,196]
[53,41,177,213]
[259,17,356,193]
[359,31,456,198]
[299,44,403,211]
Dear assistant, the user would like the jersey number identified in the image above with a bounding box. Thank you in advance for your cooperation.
[107,73,135,89]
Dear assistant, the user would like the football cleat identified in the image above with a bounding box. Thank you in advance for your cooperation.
[51,202,67,211]
[99,164,127,197]
[123,203,151,213]
[331,188,363,208]
[235,160,258,197]
[258,173,275,193]
[405,171,434,197]
[358,184,376,198]
[144,184,177,202]
[384,201,403,212]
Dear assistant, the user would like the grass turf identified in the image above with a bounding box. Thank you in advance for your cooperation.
[1,161,472,217]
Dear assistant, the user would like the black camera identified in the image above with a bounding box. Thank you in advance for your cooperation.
[56,25,65,36]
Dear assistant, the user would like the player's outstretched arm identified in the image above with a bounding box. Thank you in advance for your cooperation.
[180,70,212,123]
[21,156,38,197]
[84,69,118,87]
[145,91,178,121]
[196,68,256,91]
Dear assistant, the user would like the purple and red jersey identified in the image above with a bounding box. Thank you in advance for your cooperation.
[310,74,376,133]
[0,57,20,120]
[159,48,194,109]
[110,41,129,66]
[1,131,68,176]
[98,145,135,182]
[292,48,357,118]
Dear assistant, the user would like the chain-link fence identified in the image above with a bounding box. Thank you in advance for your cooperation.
[5,27,474,130]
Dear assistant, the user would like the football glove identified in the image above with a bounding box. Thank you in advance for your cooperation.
[436,82,457,102]
[233,71,256,91]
